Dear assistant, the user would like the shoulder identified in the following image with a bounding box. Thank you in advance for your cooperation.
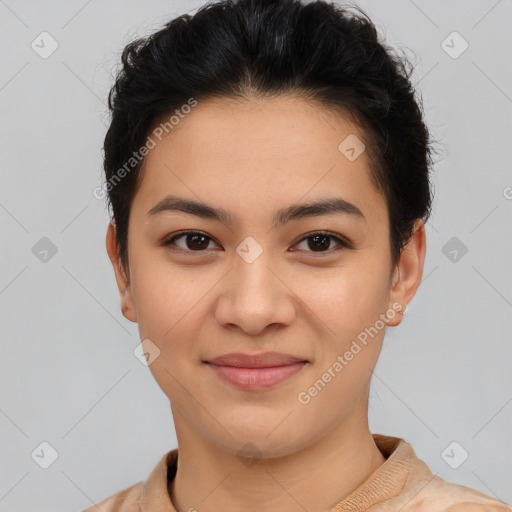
[81,481,143,512]
[403,474,512,512]
[80,448,177,512]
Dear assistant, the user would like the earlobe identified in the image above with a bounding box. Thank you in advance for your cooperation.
[386,219,427,327]
[105,221,138,323]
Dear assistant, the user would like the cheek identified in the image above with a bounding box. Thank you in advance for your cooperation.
[295,272,387,418]
[130,256,185,337]
[130,254,218,357]
[130,262,208,395]
[296,264,389,337]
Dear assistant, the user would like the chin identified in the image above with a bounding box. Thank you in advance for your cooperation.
[214,437,304,461]
[207,420,315,461]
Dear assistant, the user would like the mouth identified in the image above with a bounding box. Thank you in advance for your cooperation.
[203,352,309,391]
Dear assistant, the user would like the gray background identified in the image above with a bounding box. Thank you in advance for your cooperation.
[0,0,511,510]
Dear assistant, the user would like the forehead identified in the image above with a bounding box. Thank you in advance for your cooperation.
[133,95,387,229]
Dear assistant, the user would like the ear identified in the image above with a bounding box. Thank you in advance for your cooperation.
[386,219,427,327]
[105,221,137,323]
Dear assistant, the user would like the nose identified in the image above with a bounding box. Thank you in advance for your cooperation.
[213,247,296,336]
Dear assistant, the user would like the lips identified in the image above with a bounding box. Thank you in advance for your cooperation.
[206,352,308,368]
[204,352,309,390]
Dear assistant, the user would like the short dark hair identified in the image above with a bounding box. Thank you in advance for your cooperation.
[103,0,437,272]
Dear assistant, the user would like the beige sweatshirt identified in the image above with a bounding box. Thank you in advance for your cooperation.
[82,434,512,511]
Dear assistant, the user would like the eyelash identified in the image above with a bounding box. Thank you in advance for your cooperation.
[161,230,351,256]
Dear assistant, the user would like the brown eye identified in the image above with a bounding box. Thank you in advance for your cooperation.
[307,234,332,251]
[293,231,350,254]
[163,231,218,252]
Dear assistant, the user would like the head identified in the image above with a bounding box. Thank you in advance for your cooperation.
[103,0,435,458]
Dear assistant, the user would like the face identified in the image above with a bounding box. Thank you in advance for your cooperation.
[107,95,423,458]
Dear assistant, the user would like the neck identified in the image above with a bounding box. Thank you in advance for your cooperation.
[168,410,387,512]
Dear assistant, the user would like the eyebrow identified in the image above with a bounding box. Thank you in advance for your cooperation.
[147,195,366,226]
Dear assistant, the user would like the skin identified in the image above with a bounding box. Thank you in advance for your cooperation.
[106,94,426,512]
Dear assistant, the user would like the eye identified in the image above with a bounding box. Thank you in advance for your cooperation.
[162,231,220,253]
[291,231,351,255]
